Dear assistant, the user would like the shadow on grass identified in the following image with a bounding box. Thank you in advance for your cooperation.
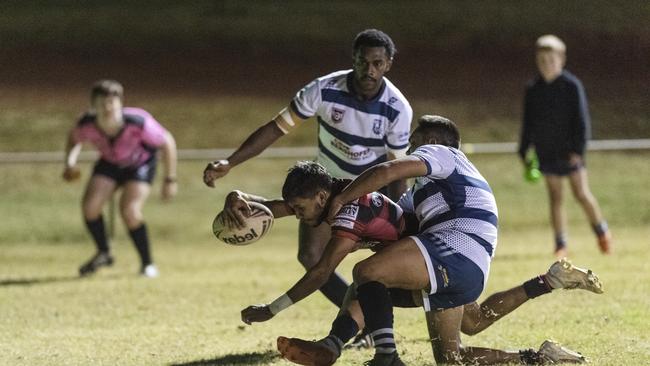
[0,273,127,287]
[169,350,280,366]
[0,275,81,287]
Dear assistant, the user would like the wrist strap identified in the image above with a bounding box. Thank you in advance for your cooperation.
[268,293,293,315]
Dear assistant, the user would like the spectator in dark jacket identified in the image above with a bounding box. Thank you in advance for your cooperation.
[519,34,611,257]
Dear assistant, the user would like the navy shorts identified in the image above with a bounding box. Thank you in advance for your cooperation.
[412,234,485,310]
[92,156,157,185]
[539,157,584,176]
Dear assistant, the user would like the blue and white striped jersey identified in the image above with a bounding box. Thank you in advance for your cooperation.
[289,70,412,179]
[398,145,498,279]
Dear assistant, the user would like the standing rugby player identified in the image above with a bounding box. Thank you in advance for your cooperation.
[63,80,177,277]
[203,29,412,320]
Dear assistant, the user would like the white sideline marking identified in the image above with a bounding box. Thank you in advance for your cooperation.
[1,140,650,163]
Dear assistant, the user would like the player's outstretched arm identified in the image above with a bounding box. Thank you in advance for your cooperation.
[203,107,305,187]
[327,156,428,221]
[240,236,357,325]
[203,121,283,187]
[204,121,286,189]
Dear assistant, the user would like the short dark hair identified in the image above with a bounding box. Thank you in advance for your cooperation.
[91,79,123,102]
[282,161,333,201]
[415,115,461,148]
[353,29,396,59]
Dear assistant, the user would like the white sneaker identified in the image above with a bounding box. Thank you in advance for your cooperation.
[538,340,586,364]
[141,264,159,278]
[545,258,603,294]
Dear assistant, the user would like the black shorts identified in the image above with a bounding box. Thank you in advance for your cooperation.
[539,157,584,176]
[92,156,157,185]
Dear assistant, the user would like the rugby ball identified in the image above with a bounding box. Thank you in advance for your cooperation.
[212,202,274,246]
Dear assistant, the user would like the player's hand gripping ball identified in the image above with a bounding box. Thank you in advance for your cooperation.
[212,202,274,245]
[63,166,81,182]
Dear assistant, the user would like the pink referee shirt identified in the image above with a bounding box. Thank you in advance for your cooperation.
[72,107,168,168]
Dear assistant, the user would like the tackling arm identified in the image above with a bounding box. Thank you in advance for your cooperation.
[386,151,408,201]
[328,157,428,221]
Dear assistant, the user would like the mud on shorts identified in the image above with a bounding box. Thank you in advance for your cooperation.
[411,233,485,310]
[92,156,157,186]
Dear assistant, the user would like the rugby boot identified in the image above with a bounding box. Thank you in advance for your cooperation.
[140,264,159,278]
[363,352,406,366]
[345,330,374,350]
[79,252,114,276]
[597,231,612,254]
[277,336,338,366]
[545,258,603,294]
[537,340,586,364]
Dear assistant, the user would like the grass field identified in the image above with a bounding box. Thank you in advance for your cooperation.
[1,153,649,365]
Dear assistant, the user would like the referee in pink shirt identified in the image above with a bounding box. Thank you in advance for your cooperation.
[63,80,178,277]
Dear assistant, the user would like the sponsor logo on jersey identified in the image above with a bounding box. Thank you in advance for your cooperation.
[372,119,384,135]
[330,138,372,161]
[371,193,383,207]
[387,97,398,106]
[332,108,345,123]
[337,204,359,220]
[332,218,355,229]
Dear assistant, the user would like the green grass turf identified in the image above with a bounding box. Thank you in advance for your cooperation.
[1,154,649,365]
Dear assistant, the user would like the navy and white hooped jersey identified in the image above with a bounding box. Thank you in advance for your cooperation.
[289,70,412,179]
[398,145,498,279]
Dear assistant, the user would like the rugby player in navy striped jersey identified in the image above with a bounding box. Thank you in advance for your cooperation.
[304,115,592,365]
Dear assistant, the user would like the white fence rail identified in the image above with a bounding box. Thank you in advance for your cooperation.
[1,139,650,164]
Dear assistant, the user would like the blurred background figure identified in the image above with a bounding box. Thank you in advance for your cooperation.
[518,35,612,258]
[63,80,178,277]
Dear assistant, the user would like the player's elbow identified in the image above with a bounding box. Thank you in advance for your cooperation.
[162,131,177,152]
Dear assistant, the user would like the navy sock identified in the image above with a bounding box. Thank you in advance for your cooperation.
[128,223,152,266]
[329,313,359,347]
[357,281,396,354]
[320,272,349,307]
[554,233,567,250]
[523,275,553,298]
[592,221,608,237]
[85,216,109,253]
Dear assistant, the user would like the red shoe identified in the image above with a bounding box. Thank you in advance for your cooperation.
[597,231,612,254]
